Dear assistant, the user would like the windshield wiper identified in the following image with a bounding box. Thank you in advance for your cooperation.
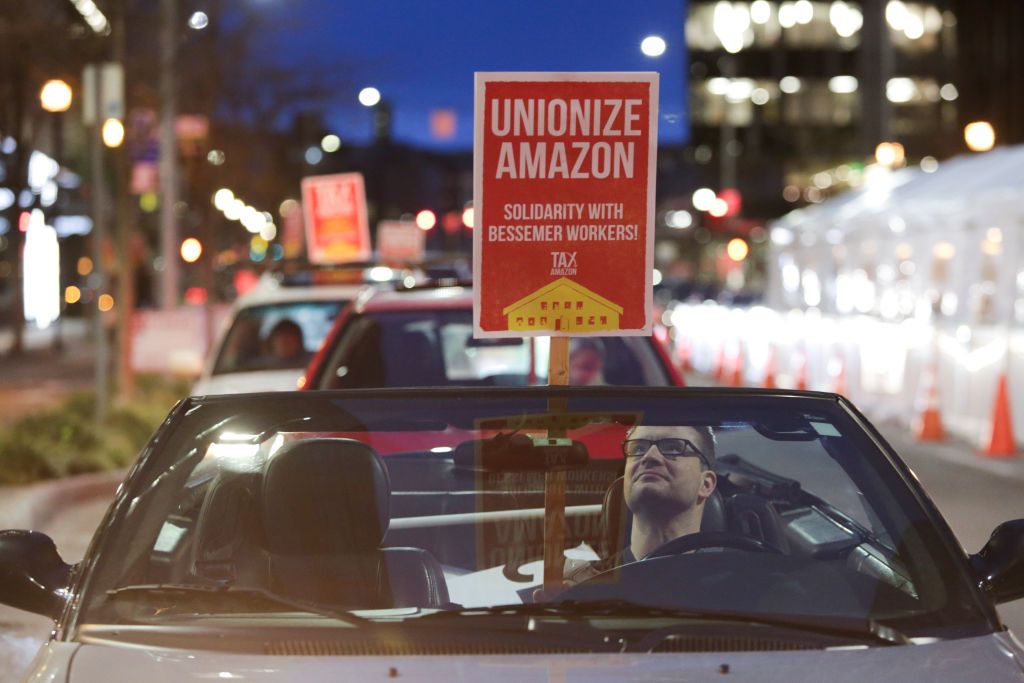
[105,583,367,625]
[420,599,909,646]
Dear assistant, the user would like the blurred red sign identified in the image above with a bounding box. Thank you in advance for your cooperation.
[130,162,158,194]
[301,173,371,264]
[175,115,209,156]
[234,269,260,296]
[473,72,658,337]
[431,109,457,140]
[377,220,425,262]
[281,202,305,259]
[719,188,742,217]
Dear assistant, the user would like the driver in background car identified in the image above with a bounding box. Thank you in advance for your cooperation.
[264,319,308,367]
[569,339,606,385]
[561,424,718,586]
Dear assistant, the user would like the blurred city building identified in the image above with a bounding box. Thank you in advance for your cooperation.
[951,0,1024,149]
[662,0,1013,303]
[685,0,959,218]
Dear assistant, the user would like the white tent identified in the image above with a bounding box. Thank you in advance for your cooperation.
[768,145,1024,320]
[774,145,1024,235]
[757,145,1024,448]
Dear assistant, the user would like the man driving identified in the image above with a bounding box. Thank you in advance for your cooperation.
[560,424,717,588]
[620,424,717,562]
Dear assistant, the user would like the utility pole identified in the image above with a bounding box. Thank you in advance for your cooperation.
[90,75,110,422]
[859,0,893,156]
[719,56,737,192]
[113,0,135,396]
[158,0,179,309]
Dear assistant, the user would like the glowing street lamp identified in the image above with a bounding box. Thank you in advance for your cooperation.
[415,209,436,231]
[874,141,904,168]
[101,118,125,148]
[321,134,341,152]
[640,35,667,57]
[359,87,382,107]
[727,237,750,261]
[40,79,73,112]
[180,237,202,263]
[964,121,995,152]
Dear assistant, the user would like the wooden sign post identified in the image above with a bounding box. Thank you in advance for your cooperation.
[543,337,569,592]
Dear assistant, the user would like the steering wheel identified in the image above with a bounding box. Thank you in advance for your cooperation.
[644,531,780,558]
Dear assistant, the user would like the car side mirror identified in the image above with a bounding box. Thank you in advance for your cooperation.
[0,530,73,618]
[970,519,1024,605]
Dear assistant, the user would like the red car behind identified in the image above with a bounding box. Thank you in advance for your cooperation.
[303,285,684,390]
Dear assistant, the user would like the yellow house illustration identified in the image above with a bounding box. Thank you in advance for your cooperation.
[502,278,624,332]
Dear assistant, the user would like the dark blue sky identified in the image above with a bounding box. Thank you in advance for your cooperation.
[269,0,688,150]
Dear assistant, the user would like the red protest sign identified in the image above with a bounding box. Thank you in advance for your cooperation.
[301,172,371,264]
[473,73,658,338]
[377,220,425,262]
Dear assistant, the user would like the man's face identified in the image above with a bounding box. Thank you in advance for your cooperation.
[271,329,303,358]
[623,425,716,517]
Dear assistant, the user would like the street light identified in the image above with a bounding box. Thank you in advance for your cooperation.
[359,87,381,107]
[39,80,73,113]
[415,209,436,231]
[39,79,72,352]
[101,118,125,148]
[874,141,905,168]
[180,237,202,263]
[321,134,341,152]
[727,238,750,261]
[964,121,995,152]
[640,35,666,57]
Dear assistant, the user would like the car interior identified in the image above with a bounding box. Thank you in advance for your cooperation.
[137,422,922,618]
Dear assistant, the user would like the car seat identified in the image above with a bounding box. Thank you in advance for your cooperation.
[190,472,267,587]
[598,476,727,561]
[261,438,450,609]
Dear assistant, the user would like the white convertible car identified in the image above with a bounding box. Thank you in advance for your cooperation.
[3,387,1024,681]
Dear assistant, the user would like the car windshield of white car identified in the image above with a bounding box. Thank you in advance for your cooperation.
[212,301,345,374]
[77,389,989,647]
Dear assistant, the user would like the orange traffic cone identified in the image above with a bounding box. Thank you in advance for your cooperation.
[728,346,744,387]
[763,348,777,389]
[984,373,1016,458]
[914,366,945,442]
[793,352,808,391]
[712,344,727,382]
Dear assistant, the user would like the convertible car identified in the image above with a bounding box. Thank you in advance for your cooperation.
[3,387,1024,681]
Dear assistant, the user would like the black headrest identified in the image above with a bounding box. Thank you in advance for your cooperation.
[193,473,260,575]
[599,476,727,559]
[262,438,390,554]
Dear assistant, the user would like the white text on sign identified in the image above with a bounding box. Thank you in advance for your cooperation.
[490,97,643,180]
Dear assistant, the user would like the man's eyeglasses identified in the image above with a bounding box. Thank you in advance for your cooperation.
[622,438,710,467]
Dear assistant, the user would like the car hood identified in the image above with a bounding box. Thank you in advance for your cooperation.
[50,632,1024,682]
[192,369,305,395]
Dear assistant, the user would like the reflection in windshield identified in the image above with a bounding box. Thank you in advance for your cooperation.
[79,391,985,645]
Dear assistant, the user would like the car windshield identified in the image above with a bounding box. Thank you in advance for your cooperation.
[316,308,673,388]
[76,388,988,647]
[212,301,346,374]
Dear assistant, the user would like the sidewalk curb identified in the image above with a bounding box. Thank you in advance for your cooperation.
[0,470,126,532]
